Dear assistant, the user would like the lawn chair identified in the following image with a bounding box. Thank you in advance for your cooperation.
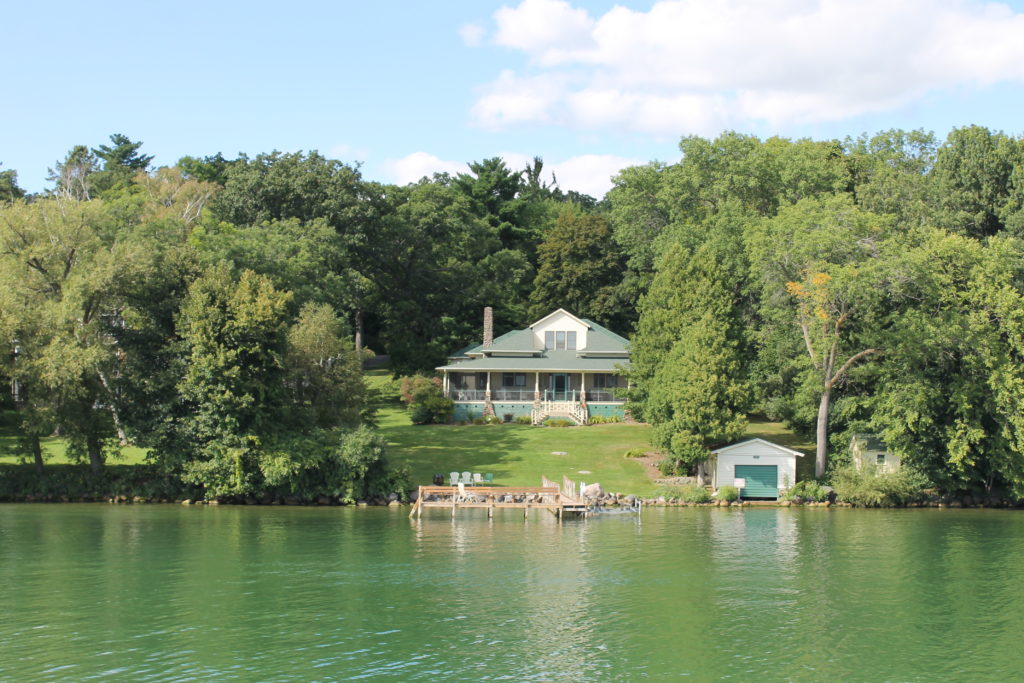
[472,473,484,485]
[449,471,460,486]
[484,473,494,484]
[460,471,472,485]
[456,482,467,502]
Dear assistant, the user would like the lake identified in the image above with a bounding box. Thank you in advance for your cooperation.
[2,504,1022,681]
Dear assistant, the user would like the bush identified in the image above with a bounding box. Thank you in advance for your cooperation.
[783,480,830,503]
[716,485,739,502]
[514,416,532,425]
[484,415,502,425]
[545,419,573,428]
[677,484,712,504]
[472,417,486,425]
[831,465,929,507]
[409,394,454,425]
[587,415,623,425]
[624,448,647,458]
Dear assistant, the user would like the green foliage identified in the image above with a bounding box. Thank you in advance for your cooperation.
[675,484,712,504]
[831,465,930,507]
[514,415,533,425]
[624,448,647,458]
[716,485,740,502]
[0,464,201,501]
[545,419,573,428]
[401,376,453,425]
[782,480,830,502]
[588,415,622,425]
[528,207,627,329]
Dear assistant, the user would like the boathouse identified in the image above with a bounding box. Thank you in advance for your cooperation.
[709,439,804,500]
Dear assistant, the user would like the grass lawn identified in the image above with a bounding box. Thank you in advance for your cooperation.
[370,370,817,496]
[0,410,149,465]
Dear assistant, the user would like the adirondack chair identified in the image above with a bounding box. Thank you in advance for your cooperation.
[460,471,472,485]
[472,473,484,485]
[484,473,494,484]
[449,471,460,486]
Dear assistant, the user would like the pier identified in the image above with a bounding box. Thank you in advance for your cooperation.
[409,476,591,519]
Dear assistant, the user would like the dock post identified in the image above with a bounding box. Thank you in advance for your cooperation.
[451,502,456,518]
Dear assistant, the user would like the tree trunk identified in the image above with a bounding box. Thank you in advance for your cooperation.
[30,434,44,474]
[354,309,364,356]
[87,432,104,474]
[815,386,831,479]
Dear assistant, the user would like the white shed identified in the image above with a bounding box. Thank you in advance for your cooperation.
[709,439,804,500]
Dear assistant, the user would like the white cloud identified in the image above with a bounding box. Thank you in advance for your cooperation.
[383,152,468,185]
[474,0,1024,132]
[546,154,644,198]
[459,23,486,47]
[386,151,640,198]
[329,143,367,161]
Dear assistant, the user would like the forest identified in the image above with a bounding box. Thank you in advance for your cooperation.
[2,125,1024,500]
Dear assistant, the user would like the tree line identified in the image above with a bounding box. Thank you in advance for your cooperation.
[2,125,1024,499]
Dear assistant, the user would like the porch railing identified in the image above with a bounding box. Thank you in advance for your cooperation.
[450,389,486,401]
[586,390,624,403]
[492,389,533,401]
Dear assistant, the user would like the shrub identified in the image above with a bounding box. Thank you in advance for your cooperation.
[409,394,454,425]
[831,465,929,507]
[545,419,573,428]
[588,415,623,425]
[399,374,441,405]
[514,416,532,425]
[472,417,486,425]
[783,480,830,502]
[716,485,739,502]
[624,448,647,458]
[677,484,712,504]
[484,415,502,425]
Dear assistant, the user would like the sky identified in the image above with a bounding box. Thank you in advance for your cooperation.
[4,0,1024,198]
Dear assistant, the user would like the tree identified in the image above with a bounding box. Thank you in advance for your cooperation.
[528,207,626,329]
[0,198,123,471]
[175,266,292,497]
[751,196,891,478]
[630,242,747,475]
[0,164,25,203]
[48,145,98,200]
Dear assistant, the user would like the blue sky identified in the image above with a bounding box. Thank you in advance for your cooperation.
[4,0,1024,197]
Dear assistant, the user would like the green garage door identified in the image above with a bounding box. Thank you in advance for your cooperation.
[734,465,779,499]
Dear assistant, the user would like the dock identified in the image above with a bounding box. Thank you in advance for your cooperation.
[409,476,591,519]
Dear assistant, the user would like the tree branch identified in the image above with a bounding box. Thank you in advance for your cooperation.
[827,347,883,388]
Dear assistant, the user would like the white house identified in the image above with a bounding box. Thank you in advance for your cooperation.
[436,307,629,424]
[709,438,804,500]
[850,434,901,473]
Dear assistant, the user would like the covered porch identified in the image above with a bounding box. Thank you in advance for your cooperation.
[442,370,626,405]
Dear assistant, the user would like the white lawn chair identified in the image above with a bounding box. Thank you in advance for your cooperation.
[456,482,467,502]
[472,472,484,485]
[460,471,472,485]
[449,471,460,486]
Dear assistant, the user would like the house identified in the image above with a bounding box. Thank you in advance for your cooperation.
[850,434,900,473]
[709,438,804,500]
[436,307,630,424]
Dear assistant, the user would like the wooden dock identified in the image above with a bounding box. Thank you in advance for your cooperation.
[409,482,590,519]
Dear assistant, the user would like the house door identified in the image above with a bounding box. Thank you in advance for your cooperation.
[734,465,779,500]
[549,373,571,401]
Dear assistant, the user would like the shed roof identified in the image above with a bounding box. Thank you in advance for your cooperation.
[710,438,805,457]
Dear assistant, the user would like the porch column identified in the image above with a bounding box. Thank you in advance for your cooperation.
[534,372,540,400]
[485,372,491,400]
[580,372,586,403]
[443,371,449,397]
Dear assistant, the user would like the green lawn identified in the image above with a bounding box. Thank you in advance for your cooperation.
[369,370,816,496]
[0,410,149,465]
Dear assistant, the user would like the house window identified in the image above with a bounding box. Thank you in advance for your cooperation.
[477,372,488,389]
[502,373,526,387]
[876,453,886,465]
[593,374,618,389]
[544,331,577,350]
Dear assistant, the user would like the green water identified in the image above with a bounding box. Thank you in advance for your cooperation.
[2,505,1023,681]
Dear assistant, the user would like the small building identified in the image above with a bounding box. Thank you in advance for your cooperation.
[436,307,630,424]
[709,438,804,500]
[850,434,900,473]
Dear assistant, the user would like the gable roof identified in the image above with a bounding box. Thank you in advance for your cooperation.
[529,308,591,330]
[710,438,805,457]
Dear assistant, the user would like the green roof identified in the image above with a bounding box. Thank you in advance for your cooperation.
[451,312,630,360]
[438,349,630,372]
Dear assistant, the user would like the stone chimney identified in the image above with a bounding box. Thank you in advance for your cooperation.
[483,306,494,348]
